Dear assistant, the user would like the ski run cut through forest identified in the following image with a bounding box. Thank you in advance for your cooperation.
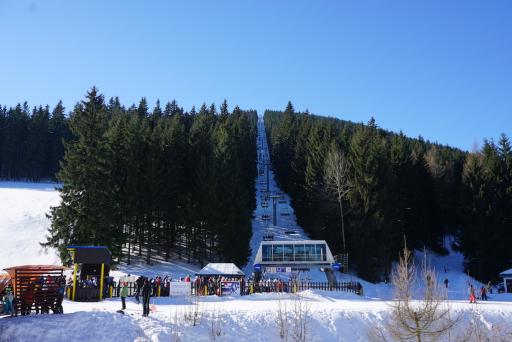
[1,93,512,341]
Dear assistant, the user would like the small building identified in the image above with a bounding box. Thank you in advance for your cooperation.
[254,240,335,268]
[196,263,245,278]
[3,265,66,315]
[67,246,112,301]
[195,263,245,296]
[500,268,512,293]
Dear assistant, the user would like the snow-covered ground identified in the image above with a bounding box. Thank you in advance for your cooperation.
[2,120,512,341]
[2,290,512,342]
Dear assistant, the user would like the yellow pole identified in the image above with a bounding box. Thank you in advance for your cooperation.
[99,263,105,301]
[110,285,113,298]
[158,285,161,297]
[72,263,78,301]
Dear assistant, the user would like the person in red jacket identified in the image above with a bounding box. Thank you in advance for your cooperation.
[21,283,35,315]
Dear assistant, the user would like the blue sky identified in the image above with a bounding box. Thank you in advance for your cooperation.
[0,0,511,150]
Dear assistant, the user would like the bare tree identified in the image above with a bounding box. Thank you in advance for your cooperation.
[387,244,459,342]
[324,146,351,253]
[277,294,289,341]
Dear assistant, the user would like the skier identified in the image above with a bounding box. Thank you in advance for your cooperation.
[141,279,151,317]
[480,286,488,301]
[120,282,128,310]
[469,284,477,303]
[444,278,449,289]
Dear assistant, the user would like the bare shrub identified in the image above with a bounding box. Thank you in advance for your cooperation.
[373,244,459,342]
[455,310,512,342]
[183,296,202,326]
[277,294,289,341]
[208,308,223,341]
[290,293,310,342]
[170,308,183,342]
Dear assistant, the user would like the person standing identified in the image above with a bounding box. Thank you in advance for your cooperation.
[444,278,449,289]
[480,286,488,301]
[142,279,151,317]
[135,276,144,304]
[120,282,128,310]
[55,278,65,314]
[3,289,13,315]
[469,284,477,303]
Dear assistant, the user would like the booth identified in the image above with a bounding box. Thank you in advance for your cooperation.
[500,268,512,293]
[3,265,66,315]
[195,263,245,296]
[67,246,111,302]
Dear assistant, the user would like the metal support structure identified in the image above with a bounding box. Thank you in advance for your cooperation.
[99,263,105,301]
[72,263,78,301]
[266,162,270,193]
[270,195,280,226]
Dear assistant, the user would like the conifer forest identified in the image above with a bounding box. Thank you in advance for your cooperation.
[1,90,510,282]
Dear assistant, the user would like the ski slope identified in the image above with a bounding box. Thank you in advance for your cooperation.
[0,182,61,270]
[244,119,309,276]
[0,181,199,279]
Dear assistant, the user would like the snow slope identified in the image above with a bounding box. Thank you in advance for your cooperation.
[244,119,309,276]
[0,181,199,279]
[0,181,61,270]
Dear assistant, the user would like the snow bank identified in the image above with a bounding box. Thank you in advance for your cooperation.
[2,290,512,341]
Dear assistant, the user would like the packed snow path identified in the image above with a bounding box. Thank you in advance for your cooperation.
[244,119,309,275]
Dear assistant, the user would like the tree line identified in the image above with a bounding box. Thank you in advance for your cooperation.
[264,103,511,282]
[0,101,70,180]
[44,87,257,267]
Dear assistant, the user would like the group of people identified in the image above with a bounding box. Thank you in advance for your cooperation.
[0,276,65,317]
[468,283,490,303]
[193,276,243,296]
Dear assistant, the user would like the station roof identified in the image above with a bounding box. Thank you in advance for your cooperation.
[500,268,512,277]
[67,246,112,265]
[196,263,245,277]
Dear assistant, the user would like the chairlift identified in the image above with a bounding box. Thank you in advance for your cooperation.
[263,232,274,241]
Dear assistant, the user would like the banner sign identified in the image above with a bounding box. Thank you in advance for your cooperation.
[220,281,241,296]
[263,267,291,273]
[119,276,137,283]
[169,282,191,296]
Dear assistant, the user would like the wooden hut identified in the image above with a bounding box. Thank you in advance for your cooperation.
[3,265,66,315]
[67,246,111,302]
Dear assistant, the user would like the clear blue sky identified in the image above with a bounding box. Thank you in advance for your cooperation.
[1,0,511,150]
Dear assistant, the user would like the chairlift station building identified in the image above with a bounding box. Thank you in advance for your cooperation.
[254,240,335,273]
